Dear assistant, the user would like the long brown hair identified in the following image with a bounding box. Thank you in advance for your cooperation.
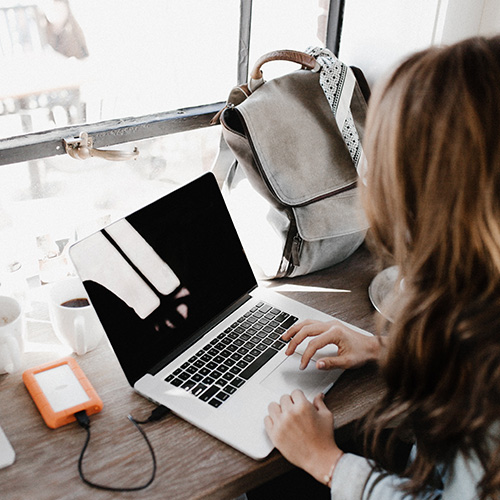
[361,36,500,499]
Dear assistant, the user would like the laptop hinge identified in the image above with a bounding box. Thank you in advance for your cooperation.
[147,291,256,376]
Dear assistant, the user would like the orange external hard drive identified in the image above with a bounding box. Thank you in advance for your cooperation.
[23,357,103,429]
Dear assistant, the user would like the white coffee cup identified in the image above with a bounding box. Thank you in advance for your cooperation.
[48,278,105,355]
[0,296,24,374]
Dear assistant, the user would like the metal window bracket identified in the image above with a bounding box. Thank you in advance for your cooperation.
[63,132,139,161]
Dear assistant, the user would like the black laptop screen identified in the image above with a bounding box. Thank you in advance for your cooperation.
[71,173,257,385]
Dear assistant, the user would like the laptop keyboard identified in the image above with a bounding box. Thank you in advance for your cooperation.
[164,301,298,408]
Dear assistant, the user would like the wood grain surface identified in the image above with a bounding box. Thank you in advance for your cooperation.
[0,245,384,500]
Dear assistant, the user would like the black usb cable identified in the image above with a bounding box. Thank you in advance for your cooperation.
[75,405,170,491]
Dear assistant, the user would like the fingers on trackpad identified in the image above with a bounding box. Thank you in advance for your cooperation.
[259,354,341,399]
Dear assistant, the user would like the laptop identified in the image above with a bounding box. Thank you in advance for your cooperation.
[69,172,368,459]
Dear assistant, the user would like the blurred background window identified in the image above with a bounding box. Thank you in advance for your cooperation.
[0,0,334,299]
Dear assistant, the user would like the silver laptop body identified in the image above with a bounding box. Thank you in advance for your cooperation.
[70,172,367,459]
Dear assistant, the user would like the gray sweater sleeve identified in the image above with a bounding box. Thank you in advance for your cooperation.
[330,450,483,500]
[330,453,418,500]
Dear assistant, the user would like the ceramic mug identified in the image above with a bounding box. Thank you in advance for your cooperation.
[0,296,24,374]
[49,278,105,355]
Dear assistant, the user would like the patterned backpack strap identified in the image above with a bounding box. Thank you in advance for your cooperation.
[306,47,366,175]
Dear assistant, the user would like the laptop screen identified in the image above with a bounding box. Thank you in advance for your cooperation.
[70,173,257,385]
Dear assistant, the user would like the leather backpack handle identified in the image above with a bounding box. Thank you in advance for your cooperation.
[211,49,320,124]
[249,50,319,81]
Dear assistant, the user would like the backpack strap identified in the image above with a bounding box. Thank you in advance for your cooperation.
[306,47,366,175]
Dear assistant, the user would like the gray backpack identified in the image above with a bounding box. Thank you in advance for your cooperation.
[212,48,369,279]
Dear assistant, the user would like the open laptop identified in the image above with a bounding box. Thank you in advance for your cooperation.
[69,172,367,459]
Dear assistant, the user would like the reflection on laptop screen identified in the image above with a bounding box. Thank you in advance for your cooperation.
[70,173,257,385]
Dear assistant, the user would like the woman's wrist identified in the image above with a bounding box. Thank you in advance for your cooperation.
[307,447,344,487]
[322,450,344,487]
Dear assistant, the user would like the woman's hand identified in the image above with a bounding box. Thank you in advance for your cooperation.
[283,319,382,370]
[264,390,343,485]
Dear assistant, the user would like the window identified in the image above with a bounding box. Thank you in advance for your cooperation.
[0,1,342,301]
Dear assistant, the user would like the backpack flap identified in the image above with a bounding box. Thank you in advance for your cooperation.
[235,70,358,204]
[226,69,367,234]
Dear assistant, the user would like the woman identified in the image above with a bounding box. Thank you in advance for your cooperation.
[264,36,500,499]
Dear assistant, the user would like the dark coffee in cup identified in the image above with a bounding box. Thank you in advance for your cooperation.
[61,298,90,308]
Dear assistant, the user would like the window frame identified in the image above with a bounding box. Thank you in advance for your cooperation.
[0,0,344,167]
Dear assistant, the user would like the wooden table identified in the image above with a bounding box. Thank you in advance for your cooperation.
[0,245,384,500]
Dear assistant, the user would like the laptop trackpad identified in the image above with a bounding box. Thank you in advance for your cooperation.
[260,354,337,399]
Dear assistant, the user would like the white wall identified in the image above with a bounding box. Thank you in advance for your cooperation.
[339,0,440,85]
[339,0,499,86]
[436,0,486,44]
[480,0,500,36]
